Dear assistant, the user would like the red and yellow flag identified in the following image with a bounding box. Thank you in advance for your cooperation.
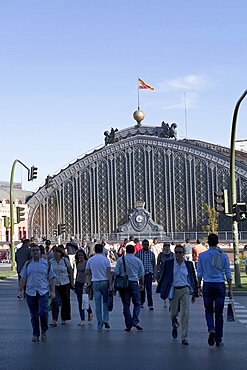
[138,78,154,90]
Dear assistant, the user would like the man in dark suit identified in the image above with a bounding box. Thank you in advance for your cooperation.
[157,244,198,345]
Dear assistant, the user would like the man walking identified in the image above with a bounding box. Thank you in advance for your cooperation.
[135,239,156,310]
[19,244,56,342]
[85,244,112,331]
[66,236,78,271]
[157,244,198,345]
[114,244,145,331]
[197,233,232,347]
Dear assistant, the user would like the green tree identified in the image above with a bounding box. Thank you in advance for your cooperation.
[202,203,218,233]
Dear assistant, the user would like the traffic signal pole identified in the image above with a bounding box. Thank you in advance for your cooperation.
[9,159,30,271]
[230,90,247,287]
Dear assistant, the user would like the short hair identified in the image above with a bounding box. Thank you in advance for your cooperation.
[142,239,149,247]
[163,242,170,247]
[126,244,135,254]
[30,243,39,251]
[45,239,51,247]
[134,237,139,244]
[129,235,135,241]
[185,238,190,243]
[95,244,104,253]
[153,237,158,243]
[175,244,185,253]
[196,238,201,244]
[208,233,218,246]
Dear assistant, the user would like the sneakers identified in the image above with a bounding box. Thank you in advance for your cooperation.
[88,313,93,321]
[104,321,110,329]
[61,321,66,325]
[149,307,154,311]
[125,327,132,332]
[182,339,189,345]
[208,331,215,346]
[216,342,224,348]
[172,327,178,339]
[49,321,57,327]
[78,320,86,326]
[140,305,144,308]
[41,332,47,342]
[134,324,143,331]
[32,336,39,342]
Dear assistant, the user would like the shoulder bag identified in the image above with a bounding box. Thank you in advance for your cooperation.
[114,255,129,290]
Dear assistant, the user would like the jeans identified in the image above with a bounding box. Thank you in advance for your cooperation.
[119,281,141,329]
[26,292,49,337]
[52,284,71,321]
[92,280,109,329]
[203,282,226,344]
[141,273,153,307]
[75,281,92,320]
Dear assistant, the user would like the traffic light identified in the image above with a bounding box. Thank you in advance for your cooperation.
[29,166,38,181]
[236,203,247,222]
[3,216,10,228]
[58,223,66,235]
[214,189,229,214]
[45,175,54,189]
[53,229,58,238]
[16,207,25,223]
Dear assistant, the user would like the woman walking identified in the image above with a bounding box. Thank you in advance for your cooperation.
[50,245,74,326]
[157,242,174,308]
[74,249,93,325]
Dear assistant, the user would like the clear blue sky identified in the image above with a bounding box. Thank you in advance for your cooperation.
[1,0,247,191]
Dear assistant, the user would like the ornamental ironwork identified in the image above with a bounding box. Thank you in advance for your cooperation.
[27,125,247,241]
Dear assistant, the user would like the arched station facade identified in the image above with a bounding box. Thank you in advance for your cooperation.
[27,124,247,241]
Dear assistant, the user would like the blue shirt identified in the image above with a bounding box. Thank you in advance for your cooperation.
[114,254,145,282]
[173,260,189,287]
[20,258,56,296]
[197,247,232,282]
[86,254,110,281]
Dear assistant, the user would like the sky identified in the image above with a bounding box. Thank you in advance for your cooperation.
[1,0,247,192]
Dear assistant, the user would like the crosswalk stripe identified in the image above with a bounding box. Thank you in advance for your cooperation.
[239,320,247,323]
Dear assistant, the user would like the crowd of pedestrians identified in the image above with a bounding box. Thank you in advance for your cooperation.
[17,234,233,347]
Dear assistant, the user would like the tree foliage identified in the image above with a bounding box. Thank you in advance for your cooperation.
[202,203,218,233]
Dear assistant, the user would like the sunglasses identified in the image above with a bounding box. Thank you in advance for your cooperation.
[175,251,184,254]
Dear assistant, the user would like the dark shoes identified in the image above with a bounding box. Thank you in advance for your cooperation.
[149,307,154,311]
[104,322,110,329]
[125,327,132,332]
[134,324,143,331]
[182,339,189,345]
[208,331,215,346]
[172,327,178,339]
[216,342,224,348]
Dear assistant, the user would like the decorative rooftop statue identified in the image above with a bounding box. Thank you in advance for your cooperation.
[161,122,177,140]
[104,127,119,146]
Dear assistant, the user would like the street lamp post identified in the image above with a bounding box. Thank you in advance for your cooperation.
[230,89,247,287]
[10,160,38,271]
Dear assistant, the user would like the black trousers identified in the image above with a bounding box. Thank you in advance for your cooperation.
[52,283,71,321]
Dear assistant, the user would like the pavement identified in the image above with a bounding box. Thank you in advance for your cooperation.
[1,277,247,370]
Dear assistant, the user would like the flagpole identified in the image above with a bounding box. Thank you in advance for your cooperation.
[184,91,188,138]
[137,78,140,109]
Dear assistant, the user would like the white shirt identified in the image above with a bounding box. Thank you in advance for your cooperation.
[86,253,110,281]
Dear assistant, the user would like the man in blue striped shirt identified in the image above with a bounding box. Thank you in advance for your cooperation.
[197,233,232,348]
[135,239,156,310]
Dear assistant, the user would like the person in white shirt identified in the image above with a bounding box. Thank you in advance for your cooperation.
[85,244,112,331]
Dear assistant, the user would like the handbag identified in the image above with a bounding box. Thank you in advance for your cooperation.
[227,299,236,322]
[114,255,129,290]
[108,291,114,312]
